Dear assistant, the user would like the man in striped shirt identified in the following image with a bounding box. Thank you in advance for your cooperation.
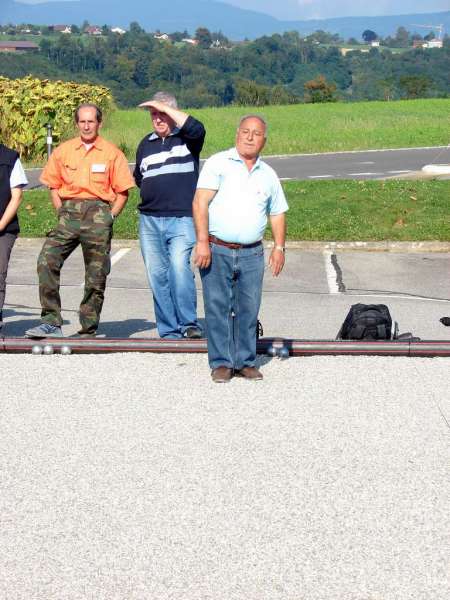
[134,92,205,339]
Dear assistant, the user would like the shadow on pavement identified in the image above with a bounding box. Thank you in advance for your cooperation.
[97,318,156,338]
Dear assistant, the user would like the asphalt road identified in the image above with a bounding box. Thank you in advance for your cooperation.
[24,145,450,187]
[266,145,450,181]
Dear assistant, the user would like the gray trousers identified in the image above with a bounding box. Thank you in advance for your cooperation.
[0,232,17,319]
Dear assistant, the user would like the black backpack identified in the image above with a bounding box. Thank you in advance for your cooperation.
[337,304,392,341]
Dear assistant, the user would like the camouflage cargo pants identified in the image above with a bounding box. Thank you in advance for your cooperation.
[37,200,113,334]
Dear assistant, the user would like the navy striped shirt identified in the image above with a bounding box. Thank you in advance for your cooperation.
[134,116,205,217]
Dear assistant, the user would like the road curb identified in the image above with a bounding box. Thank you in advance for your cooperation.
[15,238,450,253]
[281,241,450,252]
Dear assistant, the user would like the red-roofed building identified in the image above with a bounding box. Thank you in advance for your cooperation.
[0,41,39,52]
[85,26,102,36]
[52,25,72,34]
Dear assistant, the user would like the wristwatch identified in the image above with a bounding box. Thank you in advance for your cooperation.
[274,245,285,253]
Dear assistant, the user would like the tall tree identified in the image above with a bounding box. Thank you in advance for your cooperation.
[394,27,410,48]
[399,75,430,99]
[195,27,212,49]
[362,30,377,43]
[304,75,337,103]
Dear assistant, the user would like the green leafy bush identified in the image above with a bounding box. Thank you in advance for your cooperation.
[0,76,113,160]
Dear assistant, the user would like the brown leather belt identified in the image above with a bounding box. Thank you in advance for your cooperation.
[209,235,262,250]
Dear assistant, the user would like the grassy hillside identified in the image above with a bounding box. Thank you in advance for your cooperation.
[99,98,450,160]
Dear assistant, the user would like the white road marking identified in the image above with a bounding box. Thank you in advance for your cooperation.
[280,177,293,181]
[388,170,412,174]
[308,174,332,179]
[356,161,375,165]
[111,248,131,267]
[323,251,340,295]
[347,172,383,176]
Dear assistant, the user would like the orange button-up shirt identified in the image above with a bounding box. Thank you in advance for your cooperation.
[40,136,135,202]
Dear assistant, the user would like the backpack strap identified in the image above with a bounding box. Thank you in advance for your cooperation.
[350,324,366,339]
[376,324,387,339]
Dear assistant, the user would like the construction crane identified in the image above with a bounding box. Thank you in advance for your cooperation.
[410,23,445,40]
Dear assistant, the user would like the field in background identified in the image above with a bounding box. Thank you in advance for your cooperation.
[101,98,450,161]
[21,180,450,241]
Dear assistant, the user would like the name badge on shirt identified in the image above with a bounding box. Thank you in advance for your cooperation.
[91,163,106,173]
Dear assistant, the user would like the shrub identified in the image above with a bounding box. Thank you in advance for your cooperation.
[0,76,113,160]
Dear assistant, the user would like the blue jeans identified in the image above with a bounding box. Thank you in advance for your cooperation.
[139,215,199,338]
[200,242,264,370]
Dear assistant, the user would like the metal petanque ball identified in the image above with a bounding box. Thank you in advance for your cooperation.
[278,346,290,359]
[42,344,54,355]
[31,345,43,355]
[60,345,72,355]
[266,345,278,357]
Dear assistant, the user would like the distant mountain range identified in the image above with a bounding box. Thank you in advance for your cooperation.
[2,0,450,40]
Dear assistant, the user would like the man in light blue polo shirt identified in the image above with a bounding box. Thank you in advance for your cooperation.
[193,114,288,383]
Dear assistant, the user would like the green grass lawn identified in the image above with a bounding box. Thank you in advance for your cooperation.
[99,98,450,161]
[20,179,450,241]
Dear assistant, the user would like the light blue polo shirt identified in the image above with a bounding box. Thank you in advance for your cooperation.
[197,147,288,244]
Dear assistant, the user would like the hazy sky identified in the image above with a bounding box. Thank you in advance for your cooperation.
[20,0,450,20]
[225,1,450,20]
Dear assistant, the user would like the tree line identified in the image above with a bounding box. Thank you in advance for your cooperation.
[1,23,449,107]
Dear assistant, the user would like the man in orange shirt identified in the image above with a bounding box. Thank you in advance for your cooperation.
[26,103,135,338]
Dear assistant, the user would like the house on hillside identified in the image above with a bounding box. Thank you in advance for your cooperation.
[0,41,39,53]
[154,33,169,41]
[51,25,72,34]
[111,27,126,35]
[340,47,369,56]
[425,39,443,48]
[182,38,198,45]
[85,26,102,36]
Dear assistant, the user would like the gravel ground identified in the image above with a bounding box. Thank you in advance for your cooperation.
[1,353,449,600]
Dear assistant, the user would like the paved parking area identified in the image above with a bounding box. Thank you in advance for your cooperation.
[2,239,449,340]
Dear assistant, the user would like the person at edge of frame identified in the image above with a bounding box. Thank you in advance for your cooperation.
[192,114,288,383]
[134,91,205,339]
[25,103,135,339]
[0,143,28,331]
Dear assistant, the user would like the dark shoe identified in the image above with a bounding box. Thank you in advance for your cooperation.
[235,366,263,380]
[183,326,203,339]
[211,366,233,383]
[76,330,97,338]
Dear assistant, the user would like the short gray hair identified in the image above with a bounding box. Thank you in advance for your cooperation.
[238,114,267,137]
[152,91,178,109]
[74,103,102,123]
